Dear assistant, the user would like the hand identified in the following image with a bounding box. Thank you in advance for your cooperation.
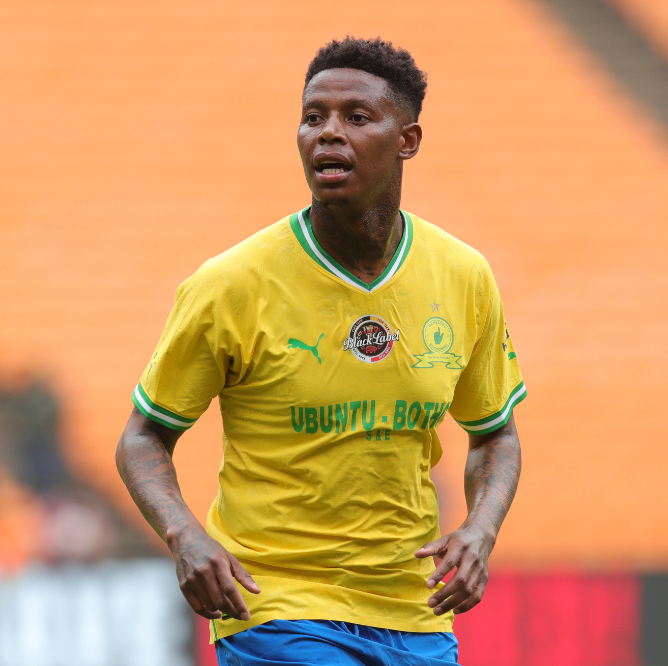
[169,525,261,621]
[414,524,493,615]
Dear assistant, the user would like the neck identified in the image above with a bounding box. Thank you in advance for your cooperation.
[309,198,404,286]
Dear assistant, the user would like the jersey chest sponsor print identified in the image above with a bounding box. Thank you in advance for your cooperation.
[343,314,400,363]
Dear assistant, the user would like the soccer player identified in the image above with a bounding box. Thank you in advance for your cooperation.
[117,37,525,665]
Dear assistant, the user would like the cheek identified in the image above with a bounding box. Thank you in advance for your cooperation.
[296,129,313,160]
[356,137,400,175]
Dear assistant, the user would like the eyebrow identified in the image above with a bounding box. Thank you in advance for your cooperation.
[302,97,376,111]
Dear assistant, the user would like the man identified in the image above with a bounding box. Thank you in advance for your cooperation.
[117,37,525,665]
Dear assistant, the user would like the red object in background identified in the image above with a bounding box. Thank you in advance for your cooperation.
[195,615,217,666]
[454,572,640,666]
[193,573,640,666]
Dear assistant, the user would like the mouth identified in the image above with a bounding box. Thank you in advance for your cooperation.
[313,156,353,184]
[315,161,350,175]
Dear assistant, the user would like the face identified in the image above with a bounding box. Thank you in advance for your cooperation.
[297,68,421,210]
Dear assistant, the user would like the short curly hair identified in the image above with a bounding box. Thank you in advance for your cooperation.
[304,37,427,122]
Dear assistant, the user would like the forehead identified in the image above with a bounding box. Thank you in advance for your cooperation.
[302,68,393,108]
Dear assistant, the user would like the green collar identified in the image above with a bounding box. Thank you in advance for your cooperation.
[289,207,413,293]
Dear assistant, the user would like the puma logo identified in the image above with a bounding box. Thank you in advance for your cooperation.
[287,334,324,364]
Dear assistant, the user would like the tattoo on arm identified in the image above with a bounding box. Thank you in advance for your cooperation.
[464,415,522,541]
[116,409,198,544]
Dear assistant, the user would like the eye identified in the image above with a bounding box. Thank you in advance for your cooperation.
[305,113,320,123]
[351,113,368,123]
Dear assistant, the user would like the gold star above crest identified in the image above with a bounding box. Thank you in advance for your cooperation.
[430,300,441,312]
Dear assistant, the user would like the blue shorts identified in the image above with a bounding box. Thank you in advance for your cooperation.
[215,619,459,665]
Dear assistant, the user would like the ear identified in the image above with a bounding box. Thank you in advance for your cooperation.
[398,123,422,160]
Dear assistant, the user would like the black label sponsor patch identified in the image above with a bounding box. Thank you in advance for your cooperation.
[343,315,399,363]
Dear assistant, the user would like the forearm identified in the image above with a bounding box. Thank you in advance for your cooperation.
[461,415,521,544]
[415,415,521,614]
[116,408,259,621]
[116,417,200,545]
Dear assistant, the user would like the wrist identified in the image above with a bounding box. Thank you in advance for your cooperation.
[460,517,498,549]
[165,519,205,551]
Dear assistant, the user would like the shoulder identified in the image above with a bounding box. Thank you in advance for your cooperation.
[197,216,293,280]
[176,216,294,299]
[406,212,494,283]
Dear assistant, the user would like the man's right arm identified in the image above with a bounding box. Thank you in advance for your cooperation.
[116,407,260,621]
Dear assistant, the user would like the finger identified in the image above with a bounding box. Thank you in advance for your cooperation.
[426,542,465,588]
[432,589,470,616]
[179,584,223,620]
[429,552,481,603]
[414,536,449,558]
[214,559,252,621]
[198,566,243,621]
[228,555,261,594]
[453,580,488,615]
[185,564,232,618]
[194,577,229,618]
[433,567,486,615]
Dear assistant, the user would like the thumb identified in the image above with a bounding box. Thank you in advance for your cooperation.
[414,535,450,558]
[414,541,436,557]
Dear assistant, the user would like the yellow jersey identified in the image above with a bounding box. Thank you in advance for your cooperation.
[132,208,526,640]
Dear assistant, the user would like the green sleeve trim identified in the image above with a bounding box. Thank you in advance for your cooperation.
[455,382,527,435]
[132,383,197,431]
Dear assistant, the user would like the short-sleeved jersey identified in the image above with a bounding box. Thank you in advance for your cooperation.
[132,208,526,640]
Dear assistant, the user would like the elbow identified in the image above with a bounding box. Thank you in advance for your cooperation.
[115,432,129,477]
[115,438,124,475]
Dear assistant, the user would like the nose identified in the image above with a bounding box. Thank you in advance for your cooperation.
[318,112,347,145]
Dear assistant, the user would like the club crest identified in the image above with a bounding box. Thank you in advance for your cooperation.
[412,317,462,369]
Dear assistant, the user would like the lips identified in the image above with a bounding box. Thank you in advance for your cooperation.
[313,153,353,183]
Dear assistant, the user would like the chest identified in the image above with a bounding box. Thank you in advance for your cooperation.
[222,277,477,426]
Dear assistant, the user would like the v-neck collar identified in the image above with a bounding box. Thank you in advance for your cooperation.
[289,206,413,293]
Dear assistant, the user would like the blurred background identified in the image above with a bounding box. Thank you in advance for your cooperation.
[1,0,667,664]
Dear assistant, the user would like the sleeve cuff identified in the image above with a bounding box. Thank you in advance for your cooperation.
[455,381,527,435]
[132,383,198,431]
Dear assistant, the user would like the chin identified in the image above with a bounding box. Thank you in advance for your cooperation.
[311,186,358,208]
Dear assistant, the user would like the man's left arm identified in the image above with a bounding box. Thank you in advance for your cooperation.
[414,412,521,615]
